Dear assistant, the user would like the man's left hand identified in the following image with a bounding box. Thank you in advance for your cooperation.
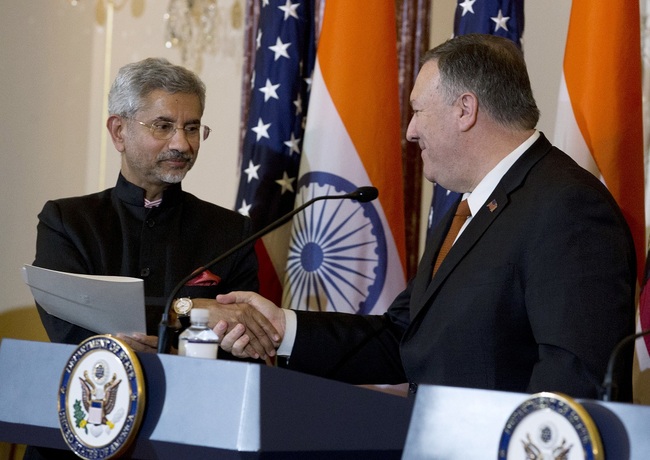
[115,332,159,353]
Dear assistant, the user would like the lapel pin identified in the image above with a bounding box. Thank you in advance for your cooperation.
[487,199,498,212]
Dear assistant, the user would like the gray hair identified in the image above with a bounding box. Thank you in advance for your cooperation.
[108,57,206,117]
[423,34,540,130]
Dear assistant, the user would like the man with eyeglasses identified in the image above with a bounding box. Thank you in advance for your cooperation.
[32,57,279,357]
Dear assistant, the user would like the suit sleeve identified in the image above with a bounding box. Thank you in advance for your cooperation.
[524,181,636,400]
[33,200,98,344]
[286,281,414,385]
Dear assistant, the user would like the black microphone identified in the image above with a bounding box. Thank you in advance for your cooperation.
[601,328,650,401]
[157,186,379,353]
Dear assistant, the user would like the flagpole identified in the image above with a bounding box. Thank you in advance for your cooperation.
[98,0,115,191]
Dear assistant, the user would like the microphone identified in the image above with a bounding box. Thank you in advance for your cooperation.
[157,186,379,353]
[601,328,650,401]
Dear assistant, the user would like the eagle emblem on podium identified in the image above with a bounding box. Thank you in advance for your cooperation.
[79,368,122,429]
[58,335,145,459]
[498,392,603,460]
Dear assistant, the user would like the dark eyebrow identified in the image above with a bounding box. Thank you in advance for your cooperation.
[152,116,174,123]
[152,116,201,125]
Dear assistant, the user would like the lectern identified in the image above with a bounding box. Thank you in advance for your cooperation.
[403,384,650,459]
[0,339,413,459]
[6,338,649,459]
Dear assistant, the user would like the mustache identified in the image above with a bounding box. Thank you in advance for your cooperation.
[158,150,193,162]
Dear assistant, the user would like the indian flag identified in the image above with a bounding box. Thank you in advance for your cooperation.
[281,0,406,314]
[553,0,647,401]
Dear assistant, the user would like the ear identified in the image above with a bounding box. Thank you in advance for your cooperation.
[456,92,478,132]
[106,115,126,152]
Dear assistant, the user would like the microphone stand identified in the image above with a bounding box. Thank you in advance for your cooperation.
[601,328,650,401]
[157,186,379,353]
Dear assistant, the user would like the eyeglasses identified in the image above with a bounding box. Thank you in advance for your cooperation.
[132,119,211,141]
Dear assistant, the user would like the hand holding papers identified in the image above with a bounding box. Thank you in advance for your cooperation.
[22,264,146,335]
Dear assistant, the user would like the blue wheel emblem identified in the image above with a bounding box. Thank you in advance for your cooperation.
[283,172,387,314]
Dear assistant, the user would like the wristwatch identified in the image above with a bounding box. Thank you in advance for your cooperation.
[173,297,193,316]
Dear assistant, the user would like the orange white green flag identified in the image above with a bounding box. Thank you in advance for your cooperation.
[281,0,407,314]
[553,0,647,401]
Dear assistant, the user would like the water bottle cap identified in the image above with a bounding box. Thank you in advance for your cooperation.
[190,308,209,322]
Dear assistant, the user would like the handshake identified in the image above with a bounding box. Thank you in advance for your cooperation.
[116,292,285,361]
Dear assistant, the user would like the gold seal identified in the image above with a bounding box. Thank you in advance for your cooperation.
[58,335,146,459]
[498,392,603,460]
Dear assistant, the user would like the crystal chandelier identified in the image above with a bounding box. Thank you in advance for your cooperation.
[164,0,244,72]
[67,0,145,24]
[68,0,244,73]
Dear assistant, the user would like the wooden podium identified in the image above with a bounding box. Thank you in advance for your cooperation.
[0,338,413,459]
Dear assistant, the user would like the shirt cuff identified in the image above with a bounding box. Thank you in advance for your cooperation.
[277,308,297,357]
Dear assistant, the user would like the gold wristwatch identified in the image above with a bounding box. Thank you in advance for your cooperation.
[173,297,193,316]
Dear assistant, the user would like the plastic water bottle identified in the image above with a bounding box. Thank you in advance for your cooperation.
[177,308,219,359]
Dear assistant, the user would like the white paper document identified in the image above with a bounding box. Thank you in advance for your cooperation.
[21,264,146,335]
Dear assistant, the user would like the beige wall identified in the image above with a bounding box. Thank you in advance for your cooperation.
[0,1,245,342]
[0,1,571,343]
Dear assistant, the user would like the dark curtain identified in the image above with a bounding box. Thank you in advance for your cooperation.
[239,0,431,280]
[395,0,431,279]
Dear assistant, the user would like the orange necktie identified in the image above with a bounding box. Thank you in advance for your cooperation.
[432,199,471,276]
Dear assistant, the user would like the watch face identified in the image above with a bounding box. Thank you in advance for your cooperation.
[173,298,192,315]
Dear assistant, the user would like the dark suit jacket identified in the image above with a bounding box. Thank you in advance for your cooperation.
[33,174,259,345]
[285,134,636,400]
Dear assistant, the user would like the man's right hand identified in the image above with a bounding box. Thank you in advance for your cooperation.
[211,291,286,359]
[192,296,282,360]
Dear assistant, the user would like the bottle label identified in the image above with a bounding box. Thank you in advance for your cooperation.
[184,341,218,359]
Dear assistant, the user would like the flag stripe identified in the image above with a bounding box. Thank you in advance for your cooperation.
[555,0,649,398]
[562,0,645,284]
[316,2,406,266]
[283,0,406,314]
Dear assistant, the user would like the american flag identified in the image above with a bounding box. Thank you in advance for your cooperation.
[454,0,524,46]
[236,0,316,303]
[429,0,524,234]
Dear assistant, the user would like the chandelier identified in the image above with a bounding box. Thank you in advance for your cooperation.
[164,0,244,72]
[67,0,244,73]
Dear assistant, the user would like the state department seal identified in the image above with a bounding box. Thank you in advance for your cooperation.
[58,335,145,459]
[498,392,603,460]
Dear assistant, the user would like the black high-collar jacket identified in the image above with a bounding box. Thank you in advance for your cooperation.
[34,174,258,344]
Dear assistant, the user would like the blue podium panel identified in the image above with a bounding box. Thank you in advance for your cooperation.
[0,339,69,450]
[403,384,650,459]
[0,339,413,459]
